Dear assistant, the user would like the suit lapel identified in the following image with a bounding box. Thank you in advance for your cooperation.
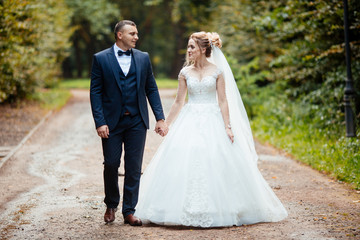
[107,46,123,92]
[132,49,142,90]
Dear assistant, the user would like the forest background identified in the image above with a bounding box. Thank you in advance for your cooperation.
[1,0,359,188]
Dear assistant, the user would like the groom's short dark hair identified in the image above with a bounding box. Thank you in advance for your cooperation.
[114,20,136,40]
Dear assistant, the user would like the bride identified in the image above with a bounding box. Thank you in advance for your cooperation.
[135,32,288,227]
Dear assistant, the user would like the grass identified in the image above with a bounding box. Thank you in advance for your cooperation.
[248,89,360,189]
[59,78,90,89]
[252,116,360,188]
[58,78,178,89]
[29,77,178,112]
[155,78,178,89]
[29,88,71,110]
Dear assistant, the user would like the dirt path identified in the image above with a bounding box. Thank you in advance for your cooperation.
[0,89,359,240]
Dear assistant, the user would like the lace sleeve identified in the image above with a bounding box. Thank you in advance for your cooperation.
[214,68,223,79]
[178,67,189,80]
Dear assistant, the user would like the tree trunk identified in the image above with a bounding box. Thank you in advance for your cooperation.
[74,36,83,78]
[87,38,96,78]
[61,57,73,78]
[170,22,187,79]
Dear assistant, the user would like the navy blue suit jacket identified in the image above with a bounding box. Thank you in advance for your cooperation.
[90,46,165,131]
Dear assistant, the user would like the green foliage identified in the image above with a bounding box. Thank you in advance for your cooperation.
[155,78,178,89]
[107,0,217,78]
[267,1,358,93]
[251,85,360,189]
[210,0,360,187]
[62,0,119,78]
[211,0,284,69]
[0,0,73,103]
[66,0,119,41]
[171,0,213,30]
[59,78,90,89]
[29,88,72,110]
[230,56,272,118]
[58,77,177,89]
[118,0,178,77]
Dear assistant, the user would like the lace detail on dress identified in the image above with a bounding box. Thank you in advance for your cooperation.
[178,67,189,80]
[180,155,213,227]
[179,67,226,226]
[180,67,223,105]
[178,66,223,227]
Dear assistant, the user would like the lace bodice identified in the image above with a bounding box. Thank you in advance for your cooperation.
[180,67,223,104]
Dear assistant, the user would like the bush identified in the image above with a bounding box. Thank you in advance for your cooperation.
[213,0,360,188]
[0,0,73,103]
[250,84,360,189]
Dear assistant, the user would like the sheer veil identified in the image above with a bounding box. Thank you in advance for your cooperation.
[208,47,258,163]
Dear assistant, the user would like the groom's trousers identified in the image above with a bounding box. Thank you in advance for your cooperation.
[101,114,146,217]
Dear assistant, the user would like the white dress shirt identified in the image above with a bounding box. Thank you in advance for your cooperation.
[114,44,132,76]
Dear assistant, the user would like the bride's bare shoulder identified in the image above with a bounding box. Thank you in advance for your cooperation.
[207,63,218,71]
[208,62,217,68]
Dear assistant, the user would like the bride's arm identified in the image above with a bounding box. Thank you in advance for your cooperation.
[165,73,187,126]
[217,73,234,143]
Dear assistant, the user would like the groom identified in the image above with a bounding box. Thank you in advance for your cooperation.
[90,20,168,226]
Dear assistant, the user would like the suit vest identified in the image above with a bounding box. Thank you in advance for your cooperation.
[119,56,139,116]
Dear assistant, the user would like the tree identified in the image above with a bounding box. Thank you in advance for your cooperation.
[211,0,359,133]
[0,0,73,102]
[62,0,120,78]
[137,0,214,78]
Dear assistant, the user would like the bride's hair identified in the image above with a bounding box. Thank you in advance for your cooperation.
[184,31,222,66]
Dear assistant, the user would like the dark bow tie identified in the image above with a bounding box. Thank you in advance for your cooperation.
[118,50,131,56]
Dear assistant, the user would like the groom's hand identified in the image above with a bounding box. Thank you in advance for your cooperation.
[155,120,168,137]
[97,125,109,138]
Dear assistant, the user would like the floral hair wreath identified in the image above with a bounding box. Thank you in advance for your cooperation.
[207,33,214,48]
[207,32,221,49]
[209,39,214,48]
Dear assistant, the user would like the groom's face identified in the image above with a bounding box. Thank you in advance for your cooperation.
[118,25,139,50]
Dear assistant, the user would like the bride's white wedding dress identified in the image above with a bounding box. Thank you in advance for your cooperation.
[135,60,287,227]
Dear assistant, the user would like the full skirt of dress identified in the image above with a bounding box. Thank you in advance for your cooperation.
[135,103,288,227]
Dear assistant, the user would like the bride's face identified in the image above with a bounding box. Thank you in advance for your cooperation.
[187,38,202,61]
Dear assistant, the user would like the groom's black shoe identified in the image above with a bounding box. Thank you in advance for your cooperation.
[104,208,117,223]
[124,214,142,226]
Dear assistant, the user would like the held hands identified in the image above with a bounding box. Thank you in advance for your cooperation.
[97,125,109,138]
[97,121,169,138]
[155,120,169,137]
